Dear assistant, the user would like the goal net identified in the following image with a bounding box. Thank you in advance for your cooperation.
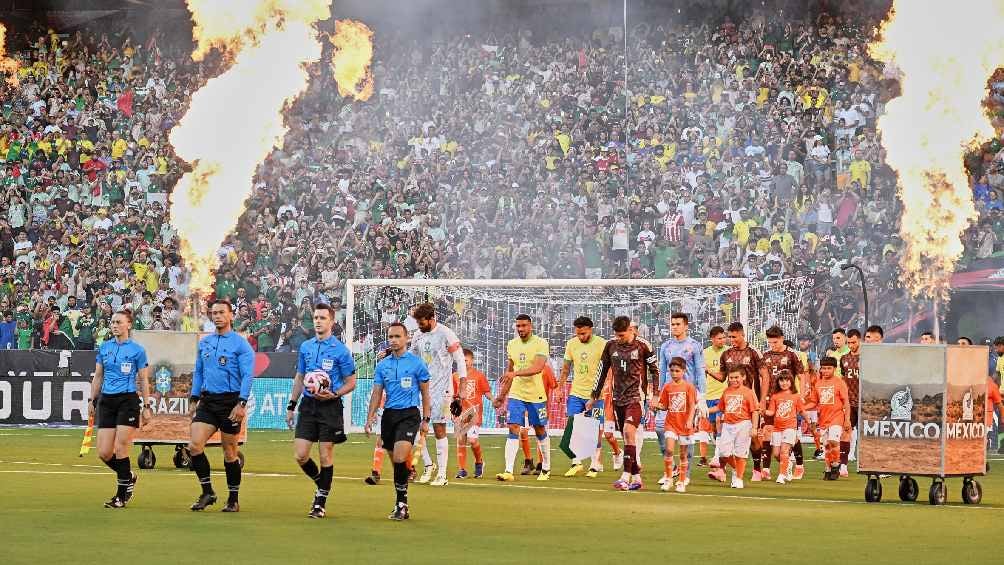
[344,277,809,434]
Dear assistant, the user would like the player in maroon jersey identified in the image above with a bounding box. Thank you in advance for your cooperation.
[760,326,805,481]
[718,322,767,480]
[837,328,861,478]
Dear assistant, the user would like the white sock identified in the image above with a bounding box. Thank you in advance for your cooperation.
[537,436,551,471]
[850,428,858,457]
[591,448,601,468]
[632,473,641,483]
[636,436,644,462]
[620,471,631,482]
[504,438,519,473]
[571,457,580,465]
[421,442,432,468]
[435,437,448,478]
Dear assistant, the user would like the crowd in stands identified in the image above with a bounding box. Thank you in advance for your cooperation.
[0,0,1000,354]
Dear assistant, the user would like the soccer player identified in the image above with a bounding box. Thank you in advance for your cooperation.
[652,358,697,492]
[825,328,849,376]
[587,315,659,491]
[838,329,862,477]
[708,367,759,488]
[718,322,767,480]
[89,309,152,508]
[453,348,491,479]
[559,316,607,477]
[759,326,805,481]
[797,335,824,461]
[704,326,729,481]
[365,322,431,521]
[410,303,465,487]
[187,299,255,512]
[764,370,810,484]
[804,357,850,480]
[656,312,706,487]
[523,362,557,475]
[493,314,551,482]
[286,303,357,518]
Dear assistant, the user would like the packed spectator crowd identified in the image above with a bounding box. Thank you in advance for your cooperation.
[0,0,1001,354]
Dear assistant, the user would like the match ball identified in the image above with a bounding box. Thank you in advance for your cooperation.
[304,371,331,395]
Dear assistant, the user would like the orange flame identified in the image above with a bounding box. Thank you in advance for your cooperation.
[870,1,1004,299]
[169,0,332,292]
[329,19,374,100]
[0,24,21,86]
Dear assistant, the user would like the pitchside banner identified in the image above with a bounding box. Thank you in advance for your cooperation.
[858,343,987,476]
[0,350,95,425]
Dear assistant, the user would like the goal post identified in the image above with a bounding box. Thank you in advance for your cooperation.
[343,277,806,434]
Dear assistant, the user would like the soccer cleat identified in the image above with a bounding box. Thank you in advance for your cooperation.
[776,475,786,485]
[730,475,740,488]
[388,502,410,521]
[564,463,583,477]
[536,470,550,481]
[627,481,643,491]
[734,478,745,489]
[104,496,126,509]
[308,505,326,519]
[455,469,469,479]
[417,465,435,484]
[520,459,535,476]
[674,482,687,493]
[709,468,727,482]
[496,472,515,482]
[586,468,599,478]
[813,449,824,461]
[533,462,542,476]
[793,465,805,480]
[474,462,484,479]
[613,452,624,471]
[698,457,708,467]
[613,479,630,491]
[593,463,605,472]
[657,474,668,485]
[839,464,849,478]
[365,471,381,485]
[750,470,763,482]
[429,476,449,487]
[221,501,240,513]
[190,493,218,511]
[124,472,138,502]
[660,481,672,492]
[761,468,771,481]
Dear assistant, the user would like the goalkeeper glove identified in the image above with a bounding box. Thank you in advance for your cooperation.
[449,398,462,417]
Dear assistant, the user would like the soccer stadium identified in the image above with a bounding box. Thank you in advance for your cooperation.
[1,0,1003,562]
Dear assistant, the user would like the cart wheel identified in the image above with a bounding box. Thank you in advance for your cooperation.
[173,447,192,469]
[961,478,983,505]
[929,480,947,506]
[237,451,245,469]
[898,476,919,502]
[138,446,156,469]
[864,477,882,503]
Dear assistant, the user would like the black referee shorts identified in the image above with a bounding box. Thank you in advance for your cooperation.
[97,392,141,429]
[193,392,242,435]
[295,396,346,444]
[381,407,420,451]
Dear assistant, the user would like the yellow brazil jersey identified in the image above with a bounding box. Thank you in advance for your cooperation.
[564,335,607,400]
[507,334,549,402]
[704,345,728,400]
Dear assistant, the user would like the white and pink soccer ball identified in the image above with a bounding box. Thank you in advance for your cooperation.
[304,371,331,395]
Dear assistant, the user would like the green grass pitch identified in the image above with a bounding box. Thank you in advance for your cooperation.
[1,429,1000,565]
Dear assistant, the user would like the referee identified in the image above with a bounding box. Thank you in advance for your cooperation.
[286,303,356,519]
[365,322,430,521]
[187,299,255,512]
[88,309,152,508]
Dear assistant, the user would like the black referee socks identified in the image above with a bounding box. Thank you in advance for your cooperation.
[224,460,241,503]
[300,458,321,485]
[316,466,333,507]
[191,452,214,495]
[393,462,409,505]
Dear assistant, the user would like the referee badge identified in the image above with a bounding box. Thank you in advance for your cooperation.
[401,376,413,389]
[120,362,132,374]
[218,356,228,367]
[321,358,334,371]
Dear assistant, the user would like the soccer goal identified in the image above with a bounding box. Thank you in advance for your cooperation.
[343,277,809,434]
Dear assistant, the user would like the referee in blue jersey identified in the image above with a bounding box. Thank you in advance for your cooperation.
[365,322,430,521]
[286,303,356,519]
[88,309,151,509]
[187,299,255,512]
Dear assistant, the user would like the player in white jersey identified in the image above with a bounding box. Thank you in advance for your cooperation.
[409,303,466,486]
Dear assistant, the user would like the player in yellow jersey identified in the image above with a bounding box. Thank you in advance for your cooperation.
[493,314,551,482]
[703,326,729,480]
[558,316,607,477]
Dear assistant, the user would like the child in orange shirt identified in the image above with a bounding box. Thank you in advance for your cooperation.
[803,357,850,480]
[653,358,697,492]
[453,349,492,479]
[765,370,811,485]
[708,368,760,489]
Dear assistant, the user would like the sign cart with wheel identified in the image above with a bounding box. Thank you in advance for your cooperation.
[858,343,988,505]
[131,331,247,470]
